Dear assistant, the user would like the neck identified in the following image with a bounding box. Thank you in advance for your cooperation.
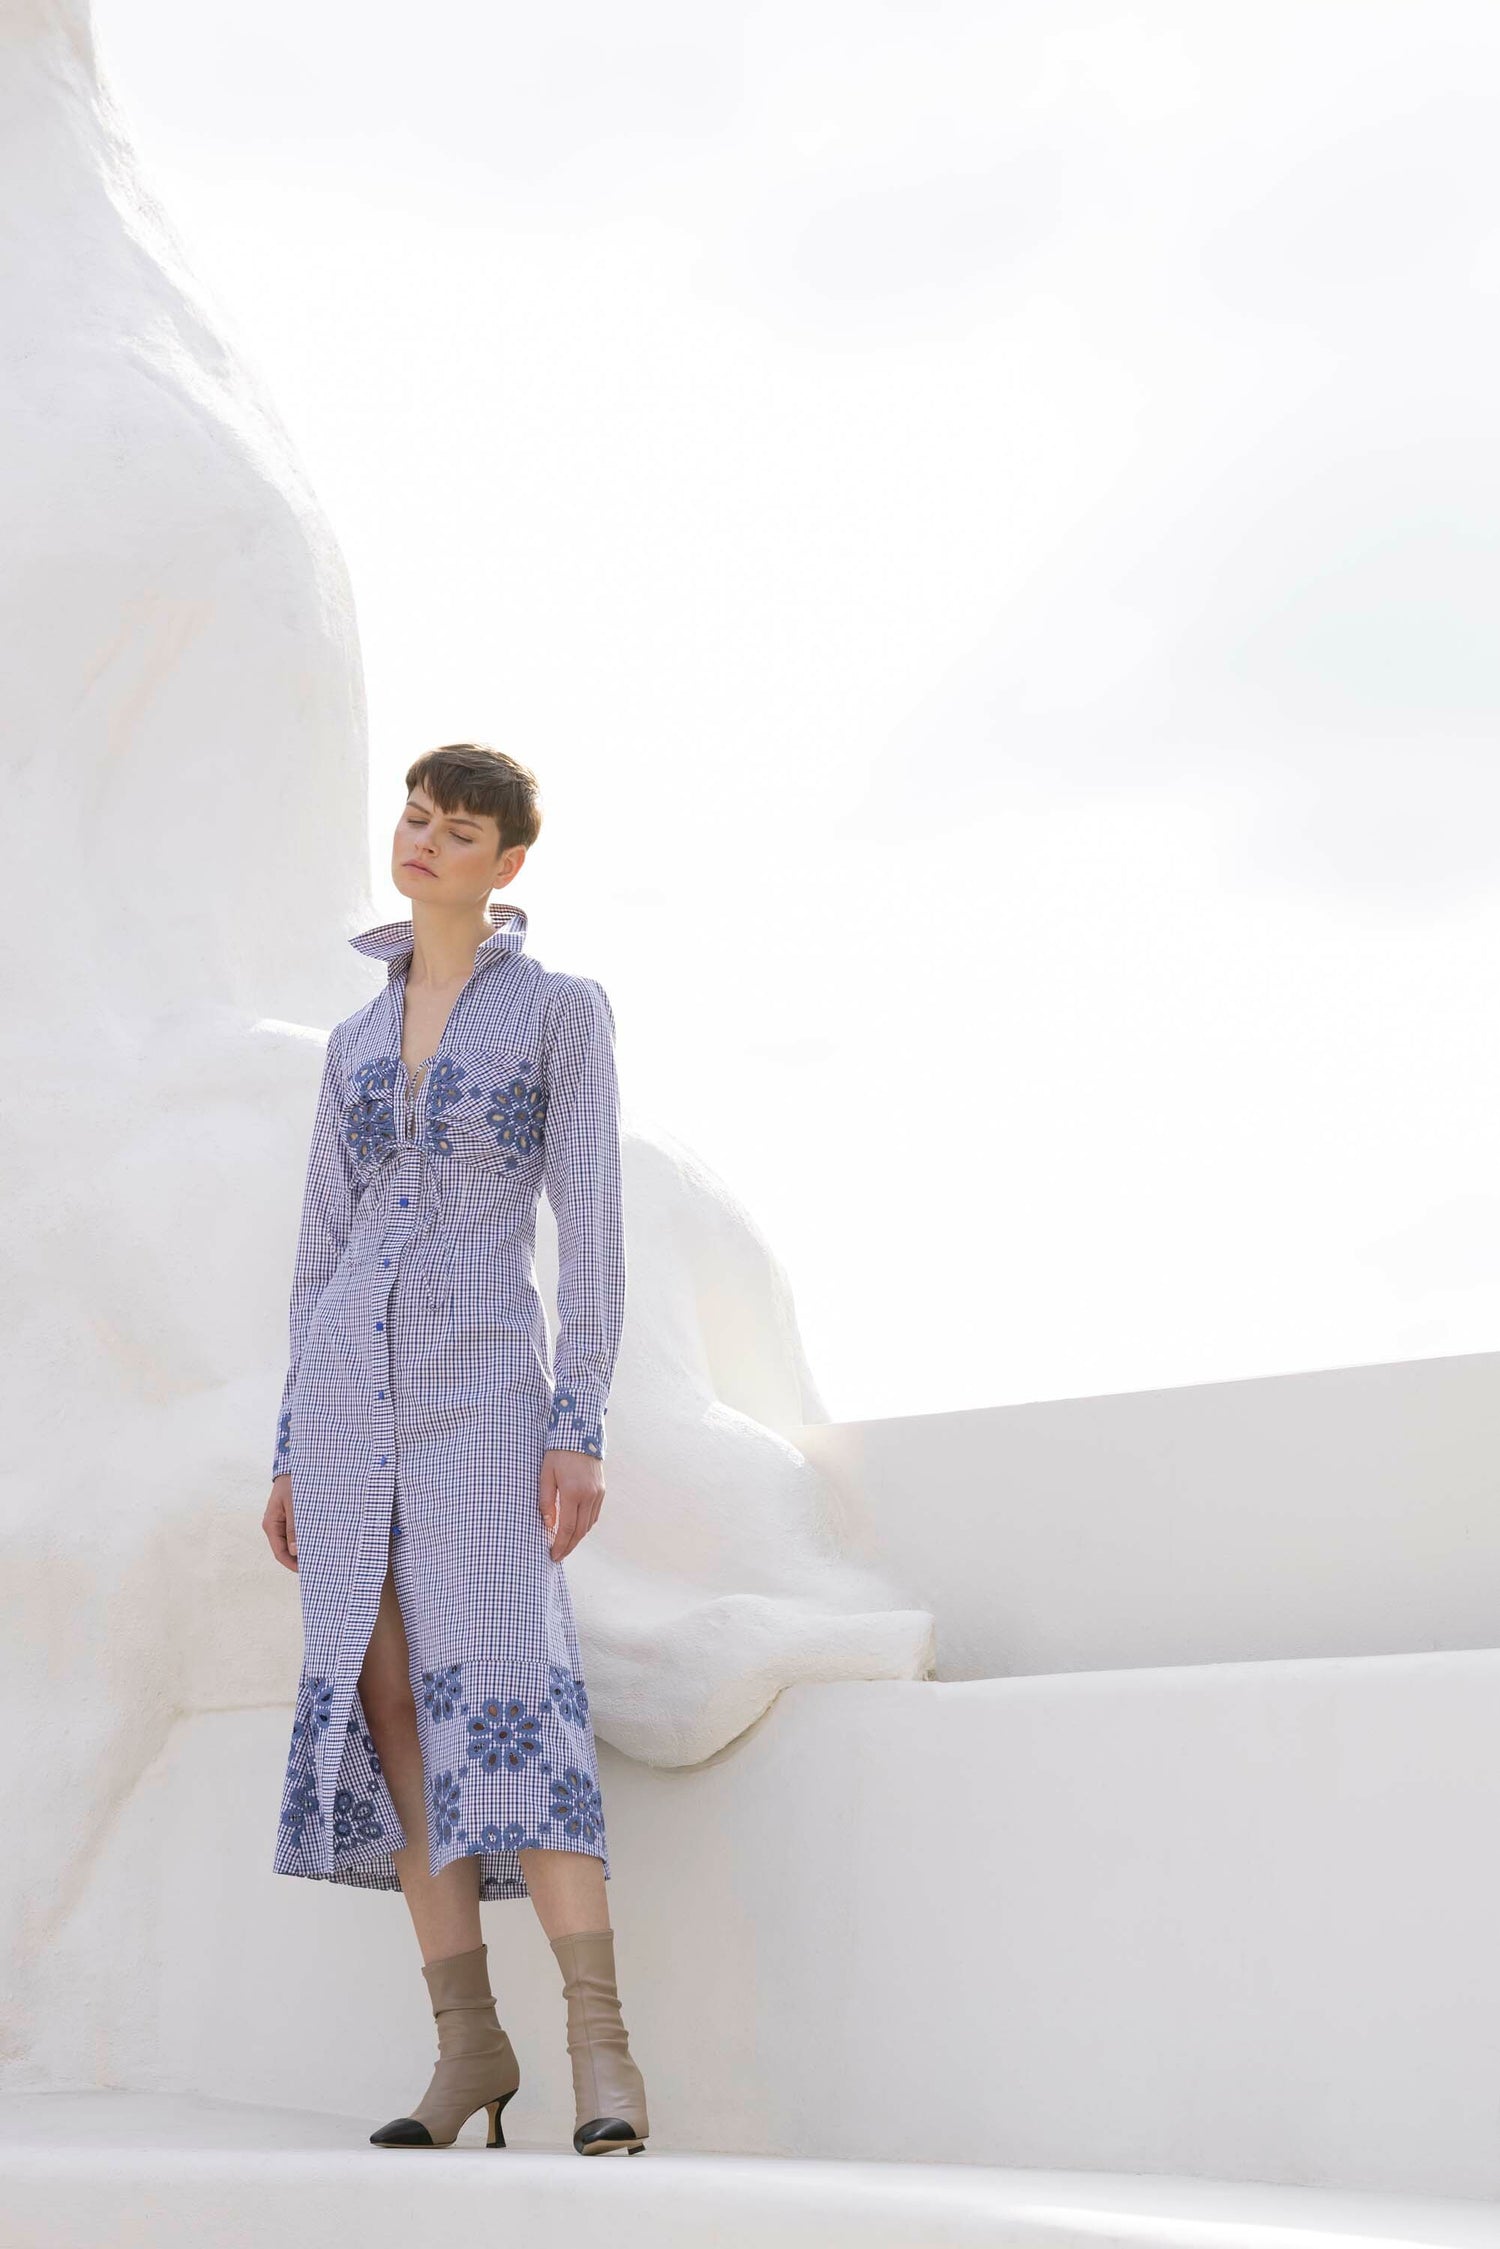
[407,899,498,989]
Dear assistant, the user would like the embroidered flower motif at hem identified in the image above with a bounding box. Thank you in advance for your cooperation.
[547,1665,590,1728]
[280,1763,322,1847]
[421,1663,465,1721]
[548,1767,605,1845]
[298,1677,334,1738]
[332,1788,383,1847]
[478,1820,543,1852]
[467,1697,545,1772]
[431,1769,466,1848]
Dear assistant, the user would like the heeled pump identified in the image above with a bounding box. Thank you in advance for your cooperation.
[370,1941,521,2149]
[549,1926,649,2155]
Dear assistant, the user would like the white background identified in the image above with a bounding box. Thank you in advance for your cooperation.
[96,0,1500,1422]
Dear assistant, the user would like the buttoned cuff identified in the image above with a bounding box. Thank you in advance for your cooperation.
[545,1382,607,1460]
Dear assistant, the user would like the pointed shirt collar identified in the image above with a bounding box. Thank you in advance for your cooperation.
[348,897,529,975]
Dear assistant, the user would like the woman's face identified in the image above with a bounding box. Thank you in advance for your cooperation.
[391,786,521,908]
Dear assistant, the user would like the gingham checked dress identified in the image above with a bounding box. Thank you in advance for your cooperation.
[270,899,624,1901]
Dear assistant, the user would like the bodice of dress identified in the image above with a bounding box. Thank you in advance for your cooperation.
[272,913,623,1485]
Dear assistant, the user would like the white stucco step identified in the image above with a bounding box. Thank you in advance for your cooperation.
[26,1661,1500,2195]
[4,2094,1499,2249]
[801,1348,1500,1682]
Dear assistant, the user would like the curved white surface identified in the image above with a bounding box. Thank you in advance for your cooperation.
[551,1119,934,1765]
[0,0,372,2079]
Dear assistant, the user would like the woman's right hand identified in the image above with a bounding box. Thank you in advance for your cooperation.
[263,1474,298,1572]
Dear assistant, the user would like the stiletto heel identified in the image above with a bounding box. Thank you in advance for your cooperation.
[370,1942,522,2149]
[549,1927,649,2156]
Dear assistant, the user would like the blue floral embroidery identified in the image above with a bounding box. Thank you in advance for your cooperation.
[281,1774,321,1847]
[423,1058,469,1156]
[478,1819,541,1851]
[298,1676,334,1738]
[547,1387,604,1458]
[359,1726,382,1780]
[421,1663,464,1721]
[466,1697,544,1772]
[431,1769,465,1847]
[485,1072,546,1170]
[276,1407,291,1460]
[333,1787,383,1847]
[344,1059,400,1163]
[547,1665,590,1727]
[549,1767,604,1844]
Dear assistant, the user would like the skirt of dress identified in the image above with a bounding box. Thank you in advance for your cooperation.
[273,1235,611,1901]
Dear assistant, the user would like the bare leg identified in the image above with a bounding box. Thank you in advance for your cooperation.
[520,1845,611,1940]
[359,1552,482,1965]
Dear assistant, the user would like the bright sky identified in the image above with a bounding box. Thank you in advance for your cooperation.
[97,0,1500,1424]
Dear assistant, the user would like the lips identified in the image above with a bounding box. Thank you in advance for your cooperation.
[404,862,436,876]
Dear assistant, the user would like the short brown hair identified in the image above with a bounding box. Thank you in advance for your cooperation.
[404,743,544,855]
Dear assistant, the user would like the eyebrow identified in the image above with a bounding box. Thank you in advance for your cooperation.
[406,800,483,829]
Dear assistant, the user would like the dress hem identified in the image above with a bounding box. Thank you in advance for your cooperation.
[273,1831,611,1900]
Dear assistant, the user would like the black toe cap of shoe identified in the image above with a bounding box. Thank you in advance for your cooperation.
[574,2116,646,2153]
[370,2117,437,2146]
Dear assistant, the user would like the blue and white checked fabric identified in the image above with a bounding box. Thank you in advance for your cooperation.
[270,900,625,1900]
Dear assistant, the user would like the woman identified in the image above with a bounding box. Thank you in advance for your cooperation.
[261,741,648,2156]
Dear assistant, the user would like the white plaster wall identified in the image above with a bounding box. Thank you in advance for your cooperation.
[802,1348,1500,1680]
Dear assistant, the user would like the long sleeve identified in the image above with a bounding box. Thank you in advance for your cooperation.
[541,974,626,1460]
[271,1029,361,1480]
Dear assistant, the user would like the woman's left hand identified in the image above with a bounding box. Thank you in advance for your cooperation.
[540,1448,604,1560]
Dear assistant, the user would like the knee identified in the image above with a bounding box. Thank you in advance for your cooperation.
[360,1673,420,1739]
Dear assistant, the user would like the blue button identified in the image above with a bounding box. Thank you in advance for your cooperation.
[383,1259,391,1268]
[377,1390,385,1400]
[380,1456,388,1466]
[375,1320,384,1331]
[399,1196,409,1207]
